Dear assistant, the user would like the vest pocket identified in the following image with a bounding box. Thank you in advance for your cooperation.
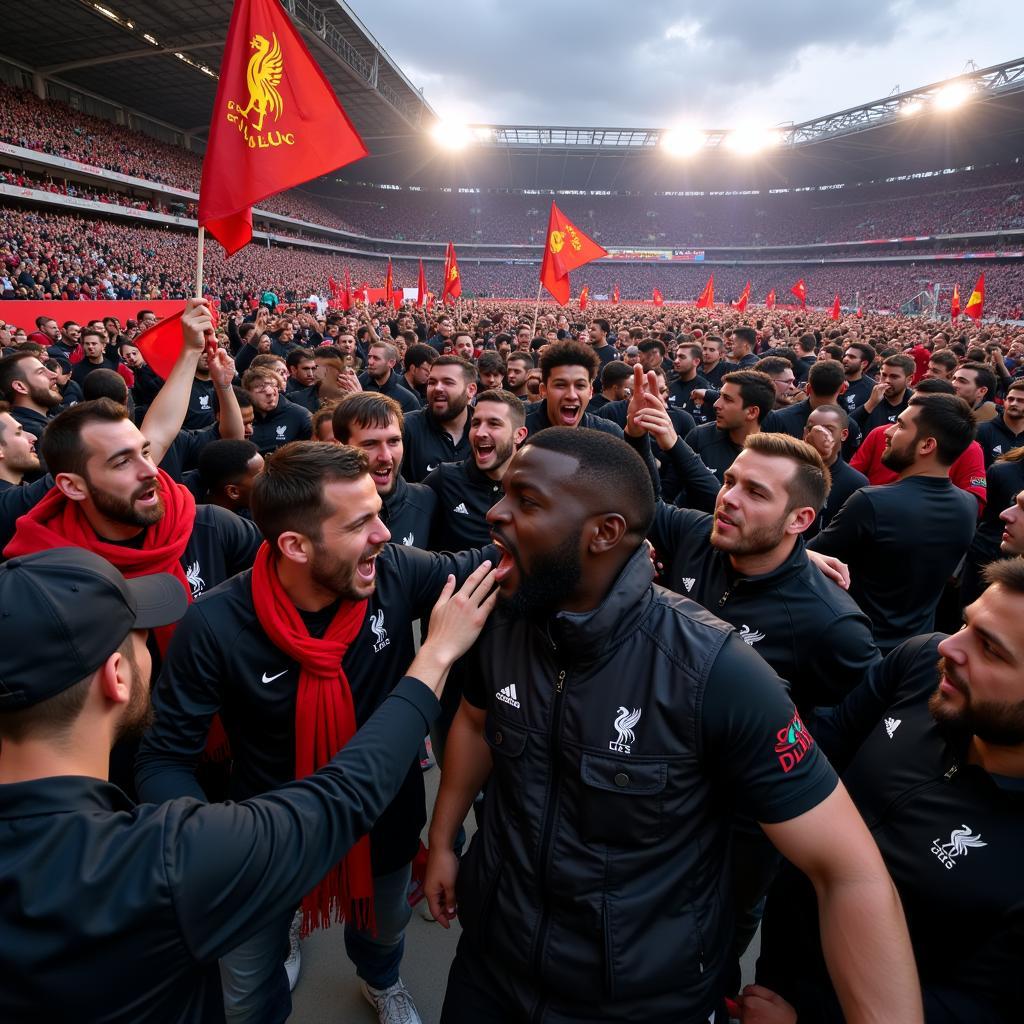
[484,716,528,825]
[578,753,667,846]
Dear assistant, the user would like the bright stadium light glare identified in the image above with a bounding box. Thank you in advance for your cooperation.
[430,122,474,150]
[901,100,924,117]
[660,127,706,157]
[934,80,974,111]
[725,127,782,155]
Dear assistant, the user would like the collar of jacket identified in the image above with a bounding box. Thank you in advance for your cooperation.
[0,775,133,819]
[721,535,808,592]
[546,544,655,661]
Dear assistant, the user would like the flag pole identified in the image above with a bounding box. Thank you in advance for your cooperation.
[532,281,542,336]
[195,226,205,300]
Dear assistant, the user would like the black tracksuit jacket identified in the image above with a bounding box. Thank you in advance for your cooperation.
[382,475,436,550]
[422,456,504,552]
[0,679,440,1024]
[648,504,880,713]
[758,633,1024,1023]
[401,408,473,483]
[136,542,493,876]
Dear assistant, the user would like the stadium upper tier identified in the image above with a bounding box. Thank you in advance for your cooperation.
[2,84,1024,253]
[3,205,1023,318]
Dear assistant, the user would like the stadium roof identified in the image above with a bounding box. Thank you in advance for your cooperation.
[0,0,435,140]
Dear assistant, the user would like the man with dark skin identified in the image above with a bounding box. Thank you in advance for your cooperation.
[424,429,921,1024]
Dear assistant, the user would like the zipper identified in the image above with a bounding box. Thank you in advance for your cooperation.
[717,588,730,608]
[529,663,569,986]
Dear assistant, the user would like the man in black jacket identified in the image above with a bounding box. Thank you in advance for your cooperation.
[976,377,1024,465]
[359,341,422,415]
[755,559,1024,1024]
[136,442,497,1024]
[684,370,776,482]
[244,366,313,454]
[402,356,478,482]
[801,404,868,534]
[0,546,494,1024]
[425,427,922,1024]
[770,359,862,461]
[850,353,914,436]
[423,389,526,554]
[333,392,436,550]
[810,393,977,652]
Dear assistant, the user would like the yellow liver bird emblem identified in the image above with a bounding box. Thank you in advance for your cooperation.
[238,33,284,133]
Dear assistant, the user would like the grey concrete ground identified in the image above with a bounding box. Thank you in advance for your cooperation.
[289,765,759,1023]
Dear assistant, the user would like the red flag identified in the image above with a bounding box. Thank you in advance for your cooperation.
[198,0,368,255]
[441,242,462,304]
[856,306,864,319]
[416,259,427,308]
[579,285,589,312]
[652,288,664,307]
[135,311,186,380]
[964,273,984,321]
[695,274,715,309]
[612,283,620,305]
[385,258,395,308]
[765,289,776,311]
[950,283,961,321]
[539,201,608,305]
[830,294,841,321]
[790,279,807,309]
[425,291,435,313]
[342,268,352,311]
[732,280,751,313]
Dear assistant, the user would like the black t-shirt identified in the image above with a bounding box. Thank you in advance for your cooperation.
[808,476,976,650]
[183,379,216,430]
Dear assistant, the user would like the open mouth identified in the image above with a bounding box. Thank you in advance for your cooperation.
[371,465,393,487]
[474,442,495,461]
[558,404,581,426]
[135,484,159,506]
[356,554,378,582]
[490,535,517,583]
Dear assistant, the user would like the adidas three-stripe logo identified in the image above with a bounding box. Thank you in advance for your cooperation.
[496,684,521,709]
[453,502,470,515]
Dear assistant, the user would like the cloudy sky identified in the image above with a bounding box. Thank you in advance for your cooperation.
[358,0,1023,129]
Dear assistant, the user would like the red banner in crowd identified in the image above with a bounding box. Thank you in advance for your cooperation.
[0,300,186,333]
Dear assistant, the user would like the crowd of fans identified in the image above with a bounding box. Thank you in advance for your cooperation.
[3,83,1024,253]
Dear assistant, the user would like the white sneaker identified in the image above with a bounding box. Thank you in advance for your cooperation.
[284,910,302,992]
[361,978,423,1024]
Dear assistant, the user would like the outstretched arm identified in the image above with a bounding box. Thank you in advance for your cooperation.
[140,299,212,464]
[763,786,923,1024]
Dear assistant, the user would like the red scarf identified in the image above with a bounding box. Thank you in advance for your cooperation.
[4,469,195,654]
[249,542,373,936]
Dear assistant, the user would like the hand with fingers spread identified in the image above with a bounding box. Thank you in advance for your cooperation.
[208,348,236,390]
[632,400,679,451]
[410,561,499,696]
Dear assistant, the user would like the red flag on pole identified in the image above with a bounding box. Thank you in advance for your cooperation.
[652,288,664,307]
[695,274,715,308]
[416,259,427,308]
[198,0,368,256]
[579,285,589,311]
[612,283,620,305]
[732,280,751,312]
[539,201,608,305]
[385,258,395,307]
[441,242,462,304]
[765,289,776,311]
[342,268,352,311]
[950,283,961,321]
[964,274,985,320]
[790,279,807,309]
[830,294,841,321]
[135,311,187,380]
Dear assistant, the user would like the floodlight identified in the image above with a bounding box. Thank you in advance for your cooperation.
[724,127,782,154]
[430,122,474,150]
[934,81,973,111]
[660,127,706,156]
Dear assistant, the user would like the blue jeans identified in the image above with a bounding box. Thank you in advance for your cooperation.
[220,864,413,1023]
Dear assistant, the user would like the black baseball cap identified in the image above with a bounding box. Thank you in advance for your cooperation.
[0,548,187,710]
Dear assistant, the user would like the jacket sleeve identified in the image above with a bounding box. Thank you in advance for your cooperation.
[806,487,873,560]
[647,501,709,563]
[135,601,228,804]
[663,437,720,513]
[214,505,263,574]
[168,677,440,962]
[805,612,881,707]
[623,430,663,500]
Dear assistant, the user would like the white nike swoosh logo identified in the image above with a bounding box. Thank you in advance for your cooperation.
[261,670,287,684]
